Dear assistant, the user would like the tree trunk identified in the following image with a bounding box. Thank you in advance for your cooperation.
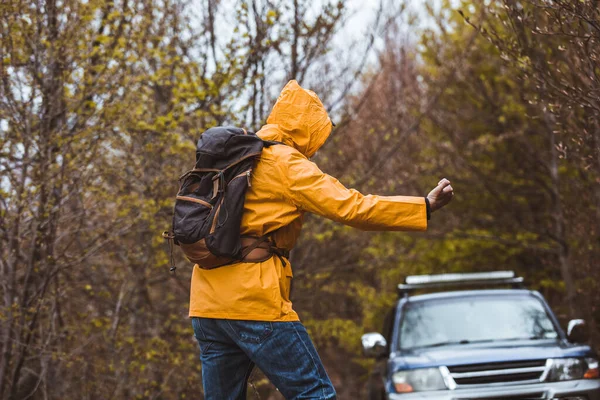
[545,111,576,318]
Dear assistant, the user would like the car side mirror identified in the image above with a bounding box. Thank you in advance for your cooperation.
[567,319,589,343]
[361,332,388,358]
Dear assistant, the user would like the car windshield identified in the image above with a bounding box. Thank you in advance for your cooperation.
[399,294,559,350]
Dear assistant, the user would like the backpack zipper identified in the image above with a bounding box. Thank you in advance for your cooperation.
[229,169,253,187]
[176,196,213,208]
[210,197,223,234]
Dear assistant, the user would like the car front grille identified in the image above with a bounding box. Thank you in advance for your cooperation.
[446,359,549,387]
[453,394,547,400]
[454,394,547,400]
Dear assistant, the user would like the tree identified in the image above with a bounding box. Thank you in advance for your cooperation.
[457,0,600,347]
[0,0,355,397]
[0,0,221,396]
[290,1,599,395]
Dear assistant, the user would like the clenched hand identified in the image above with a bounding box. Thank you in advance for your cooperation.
[427,178,454,212]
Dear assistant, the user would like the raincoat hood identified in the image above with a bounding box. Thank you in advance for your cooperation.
[260,80,332,158]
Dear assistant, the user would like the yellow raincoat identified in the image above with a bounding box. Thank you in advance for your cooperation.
[189,80,427,321]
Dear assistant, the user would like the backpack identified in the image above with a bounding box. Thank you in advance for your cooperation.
[162,126,287,271]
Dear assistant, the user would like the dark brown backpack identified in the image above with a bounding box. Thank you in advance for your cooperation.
[162,126,287,271]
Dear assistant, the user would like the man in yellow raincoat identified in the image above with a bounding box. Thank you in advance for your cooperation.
[190,80,454,399]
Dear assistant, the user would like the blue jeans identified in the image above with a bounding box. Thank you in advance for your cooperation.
[191,318,337,400]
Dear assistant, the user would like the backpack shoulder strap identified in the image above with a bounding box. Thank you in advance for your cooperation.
[262,140,285,147]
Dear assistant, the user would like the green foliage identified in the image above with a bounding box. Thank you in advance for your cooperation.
[2,0,598,398]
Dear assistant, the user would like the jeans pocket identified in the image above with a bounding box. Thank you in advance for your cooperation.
[191,317,214,354]
[228,320,273,344]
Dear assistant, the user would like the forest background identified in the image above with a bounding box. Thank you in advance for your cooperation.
[1,0,599,398]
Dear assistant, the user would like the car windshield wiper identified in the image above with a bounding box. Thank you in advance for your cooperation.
[406,335,554,350]
[490,335,554,342]
[409,340,472,349]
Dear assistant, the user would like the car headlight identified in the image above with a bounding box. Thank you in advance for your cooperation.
[392,368,447,393]
[546,358,599,381]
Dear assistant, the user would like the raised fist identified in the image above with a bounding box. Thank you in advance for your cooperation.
[427,178,454,212]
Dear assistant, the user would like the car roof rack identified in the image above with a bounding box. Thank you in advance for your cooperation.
[397,271,524,297]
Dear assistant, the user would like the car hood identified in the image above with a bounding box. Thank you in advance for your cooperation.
[390,339,594,371]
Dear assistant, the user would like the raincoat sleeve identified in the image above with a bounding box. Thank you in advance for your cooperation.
[279,151,427,231]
